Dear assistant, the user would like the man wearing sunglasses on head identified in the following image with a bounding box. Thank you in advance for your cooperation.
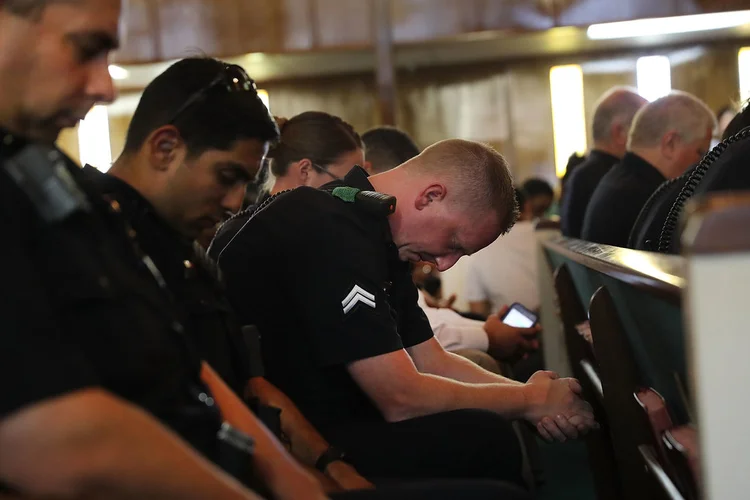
[79,57,367,498]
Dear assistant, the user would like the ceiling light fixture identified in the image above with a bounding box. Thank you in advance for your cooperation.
[587,10,750,40]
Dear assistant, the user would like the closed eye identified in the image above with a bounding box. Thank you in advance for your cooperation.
[67,32,119,62]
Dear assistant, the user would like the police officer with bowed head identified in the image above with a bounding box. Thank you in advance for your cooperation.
[212,139,597,486]
[0,2,297,498]
[79,56,375,496]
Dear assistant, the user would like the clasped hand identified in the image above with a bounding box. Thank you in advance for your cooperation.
[524,370,598,442]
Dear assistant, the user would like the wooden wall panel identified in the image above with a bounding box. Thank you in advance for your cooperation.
[315,0,373,48]
[689,0,750,14]
[473,0,555,31]
[234,0,288,53]
[506,63,556,184]
[274,0,315,51]
[262,74,378,135]
[396,65,515,175]
[670,45,742,115]
[154,0,244,60]
[391,0,469,43]
[117,0,161,62]
[556,0,682,26]
[113,0,750,64]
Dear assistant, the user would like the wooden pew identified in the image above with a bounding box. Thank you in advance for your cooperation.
[554,264,622,500]
[541,237,690,499]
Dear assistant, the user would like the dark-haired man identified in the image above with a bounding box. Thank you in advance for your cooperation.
[0,1,277,499]
[521,178,554,219]
[362,126,420,174]
[81,56,373,495]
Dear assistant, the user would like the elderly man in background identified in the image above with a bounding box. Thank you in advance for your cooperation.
[561,87,648,238]
[581,91,716,247]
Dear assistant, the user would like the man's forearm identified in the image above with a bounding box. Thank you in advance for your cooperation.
[201,364,302,488]
[438,350,523,385]
[410,338,521,386]
[387,373,530,422]
[246,377,329,467]
[0,390,260,500]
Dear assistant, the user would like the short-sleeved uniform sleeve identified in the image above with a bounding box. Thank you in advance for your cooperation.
[289,211,405,366]
[0,192,98,418]
[385,257,434,349]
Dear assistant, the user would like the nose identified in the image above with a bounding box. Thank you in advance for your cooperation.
[221,184,246,214]
[435,254,461,272]
[87,59,117,105]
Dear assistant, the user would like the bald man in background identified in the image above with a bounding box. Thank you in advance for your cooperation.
[561,87,647,238]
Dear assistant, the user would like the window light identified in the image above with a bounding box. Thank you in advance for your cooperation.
[637,56,671,102]
[108,65,129,80]
[739,47,750,103]
[549,65,587,178]
[78,105,112,172]
[587,10,750,40]
[257,89,270,112]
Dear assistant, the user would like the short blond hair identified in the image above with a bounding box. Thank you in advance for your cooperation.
[628,91,717,150]
[406,139,518,235]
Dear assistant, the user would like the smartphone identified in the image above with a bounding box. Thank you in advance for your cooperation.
[501,303,538,328]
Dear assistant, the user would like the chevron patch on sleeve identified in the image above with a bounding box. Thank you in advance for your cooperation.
[341,284,376,314]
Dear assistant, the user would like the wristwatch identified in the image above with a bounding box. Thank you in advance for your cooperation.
[315,446,347,473]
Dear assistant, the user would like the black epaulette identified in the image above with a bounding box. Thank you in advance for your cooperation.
[1,133,90,223]
[329,186,396,217]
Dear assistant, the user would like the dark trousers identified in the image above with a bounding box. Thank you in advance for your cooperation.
[333,480,531,500]
[324,409,525,488]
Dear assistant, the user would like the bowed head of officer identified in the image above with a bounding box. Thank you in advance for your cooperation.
[367,139,517,272]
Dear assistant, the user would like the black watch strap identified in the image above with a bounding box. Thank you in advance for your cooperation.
[315,446,347,473]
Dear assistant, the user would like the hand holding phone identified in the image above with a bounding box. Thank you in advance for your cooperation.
[500,302,538,328]
[484,303,540,361]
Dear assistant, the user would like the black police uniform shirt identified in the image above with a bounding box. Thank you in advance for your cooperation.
[210,166,434,433]
[560,150,620,238]
[79,165,261,398]
[581,152,667,247]
[0,131,223,462]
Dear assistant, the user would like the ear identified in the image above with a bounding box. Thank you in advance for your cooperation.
[146,126,183,172]
[297,159,313,183]
[414,183,447,211]
[611,122,627,146]
[660,131,680,160]
[363,160,374,174]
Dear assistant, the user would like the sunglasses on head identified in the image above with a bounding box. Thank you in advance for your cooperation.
[167,64,262,126]
[258,155,343,185]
